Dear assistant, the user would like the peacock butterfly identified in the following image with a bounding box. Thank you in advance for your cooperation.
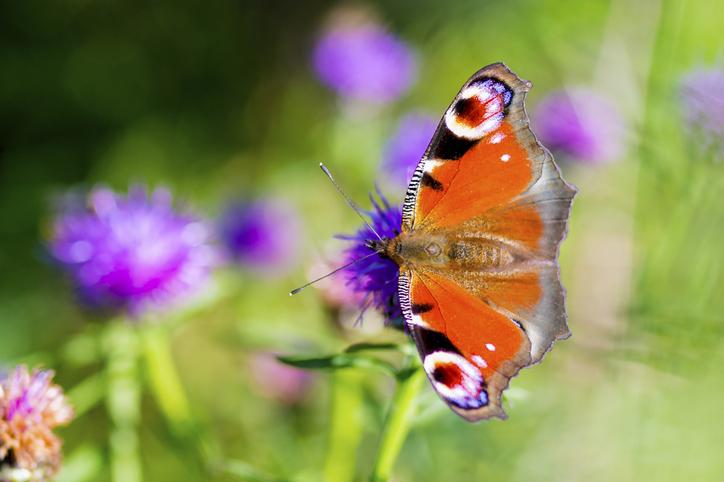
[369,63,577,421]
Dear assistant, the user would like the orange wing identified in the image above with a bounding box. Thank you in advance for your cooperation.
[401,270,531,421]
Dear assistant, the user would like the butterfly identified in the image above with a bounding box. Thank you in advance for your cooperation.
[370,63,576,421]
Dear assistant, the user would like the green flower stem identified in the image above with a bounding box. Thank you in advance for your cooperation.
[104,321,142,482]
[66,371,106,418]
[141,324,193,436]
[323,369,366,482]
[369,366,425,482]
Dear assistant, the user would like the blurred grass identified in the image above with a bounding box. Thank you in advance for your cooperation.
[1,0,723,481]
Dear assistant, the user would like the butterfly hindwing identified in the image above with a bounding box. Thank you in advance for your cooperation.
[401,270,532,421]
[457,158,575,361]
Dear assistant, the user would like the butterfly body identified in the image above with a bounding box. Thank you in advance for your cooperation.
[378,63,576,421]
[379,229,520,272]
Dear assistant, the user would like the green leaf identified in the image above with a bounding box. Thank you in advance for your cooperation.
[344,342,404,353]
[277,353,397,377]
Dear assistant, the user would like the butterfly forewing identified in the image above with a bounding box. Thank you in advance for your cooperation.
[398,63,576,421]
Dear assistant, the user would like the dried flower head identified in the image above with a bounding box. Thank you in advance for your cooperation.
[0,366,73,482]
[312,9,416,103]
[49,185,216,316]
[534,88,626,164]
[381,113,437,190]
[219,198,301,277]
[337,193,403,327]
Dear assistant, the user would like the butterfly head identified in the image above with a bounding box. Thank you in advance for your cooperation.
[366,232,449,269]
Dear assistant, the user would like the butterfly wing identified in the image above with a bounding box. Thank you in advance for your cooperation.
[402,62,552,232]
[399,63,576,420]
[400,270,531,421]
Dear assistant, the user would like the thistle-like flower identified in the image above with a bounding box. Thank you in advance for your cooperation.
[533,88,626,164]
[381,113,437,190]
[337,194,403,327]
[0,366,73,482]
[679,66,724,158]
[312,9,416,104]
[49,185,216,316]
[219,199,301,277]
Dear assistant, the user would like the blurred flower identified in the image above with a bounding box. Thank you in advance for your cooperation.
[381,113,437,190]
[534,88,625,164]
[337,193,403,326]
[248,352,313,405]
[219,199,301,277]
[308,254,366,310]
[0,366,73,482]
[49,185,216,316]
[679,66,724,157]
[312,10,416,103]
[300,249,385,335]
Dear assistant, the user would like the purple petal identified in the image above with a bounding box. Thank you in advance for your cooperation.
[679,66,724,157]
[313,22,416,103]
[219,198,302,277]
[381,113,437,190]
[534,88,626,164]
[338,192,403,326]
[48,186,216,315]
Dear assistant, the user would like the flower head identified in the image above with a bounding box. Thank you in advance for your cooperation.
[534,88,626,164]
[0,366,73,481]
[337,193,403,326]
[679,66,724,157]
[49,185,216,315]
[219,199,301,277]
[381,113,437,190]
[248,352,314,405]
[312,11,416,103]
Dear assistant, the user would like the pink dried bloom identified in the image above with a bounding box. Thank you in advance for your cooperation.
[0,366,74,481]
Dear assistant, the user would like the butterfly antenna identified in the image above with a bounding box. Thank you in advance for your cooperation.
[319,163,384,242]
[289,250,381,296]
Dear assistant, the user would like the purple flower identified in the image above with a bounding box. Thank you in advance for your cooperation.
[679,66,724,157]
[312,17,416,103]
[337,193,403,326]
[49,185,216,315]
[0,366,74,481]
[219,199,301,277]
[381,113,437,190]
[534,88,626,164]
[248,352,314,405]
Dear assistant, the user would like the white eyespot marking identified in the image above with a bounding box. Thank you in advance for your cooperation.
[444,81,507,141]
[472,355,488,369]
[485,343,496,352]
[423,351,488,409]
[500,154,511,162]
[489,132,506,144]
[460,84,493,102]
